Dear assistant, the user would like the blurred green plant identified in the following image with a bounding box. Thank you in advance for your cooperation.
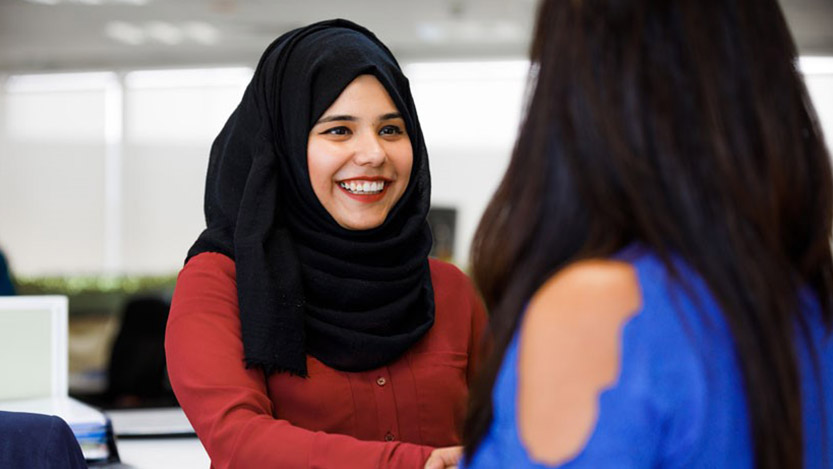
[15,274,177,296]
[14,274,177,317]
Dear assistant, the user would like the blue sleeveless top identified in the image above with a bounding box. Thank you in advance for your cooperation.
[465,247,833,468]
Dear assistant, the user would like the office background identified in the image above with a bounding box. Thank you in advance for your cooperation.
[0,1,830,466]
[0,0,831,278]
[0,0,831,413]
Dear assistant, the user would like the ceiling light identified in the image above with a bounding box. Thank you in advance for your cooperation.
[456,20,485,42]
[104,20,221,46]
[416,20,525,44]
[416,22,447,43]
[105,21,146,45]
[145,21,183,45]
[182,21,220,45]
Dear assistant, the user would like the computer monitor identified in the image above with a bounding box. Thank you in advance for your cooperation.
[0,296,68,401]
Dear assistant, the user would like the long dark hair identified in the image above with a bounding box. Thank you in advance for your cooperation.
[463,1,833,467]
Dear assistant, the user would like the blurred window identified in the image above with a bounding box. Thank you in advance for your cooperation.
[124,68,251,144]
[404,60,528,148]
[801,57,833,150]
[4,72,116,143]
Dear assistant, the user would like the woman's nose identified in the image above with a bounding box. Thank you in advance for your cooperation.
[353,131,386,166]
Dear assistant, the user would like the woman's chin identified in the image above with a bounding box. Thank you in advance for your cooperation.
[333,211,388,231]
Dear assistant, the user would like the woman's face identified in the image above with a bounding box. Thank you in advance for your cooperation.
[307,74,413,230]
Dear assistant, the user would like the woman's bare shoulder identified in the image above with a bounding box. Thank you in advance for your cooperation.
[517,259,642,465]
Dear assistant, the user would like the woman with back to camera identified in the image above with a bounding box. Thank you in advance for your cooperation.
[165,19,486,468]
[461,0,833,468]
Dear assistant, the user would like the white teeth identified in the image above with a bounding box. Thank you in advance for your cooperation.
[339,180,386,195]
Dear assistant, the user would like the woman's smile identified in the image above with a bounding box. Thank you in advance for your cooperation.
[337,176,391,202]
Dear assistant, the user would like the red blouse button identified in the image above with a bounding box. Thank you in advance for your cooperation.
[376,377,386,386]
[384,431,395,441]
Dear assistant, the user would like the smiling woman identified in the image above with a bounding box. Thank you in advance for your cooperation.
[307,74,413,231]
[164,19,486,469]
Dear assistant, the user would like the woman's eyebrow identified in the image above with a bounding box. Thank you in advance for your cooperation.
[316,114,356,124]
[315,112,402,125]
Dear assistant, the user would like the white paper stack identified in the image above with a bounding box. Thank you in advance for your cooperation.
[106,406,195,437]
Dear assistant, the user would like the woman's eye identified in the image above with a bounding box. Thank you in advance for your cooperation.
[322,126,351,136]
[379,125,404,136]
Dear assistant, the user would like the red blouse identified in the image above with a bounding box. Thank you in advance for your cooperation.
[165,252,487,469]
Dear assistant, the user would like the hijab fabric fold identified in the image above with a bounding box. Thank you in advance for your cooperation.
[187,19,434,377]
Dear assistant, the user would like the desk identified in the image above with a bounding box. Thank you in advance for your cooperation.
[106,407,210,468]
[116,437,209,469]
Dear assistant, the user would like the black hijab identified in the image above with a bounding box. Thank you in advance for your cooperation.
[187,19,435,377]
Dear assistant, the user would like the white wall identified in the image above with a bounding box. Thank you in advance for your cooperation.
[0,59,832,276]
[406,61,528,268]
